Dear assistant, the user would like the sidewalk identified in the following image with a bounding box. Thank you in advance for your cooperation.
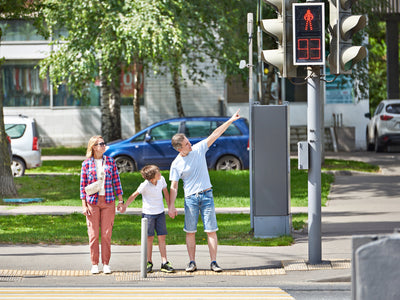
[1,152,400,287]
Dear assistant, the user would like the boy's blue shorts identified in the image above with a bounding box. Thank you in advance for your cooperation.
[142,212,168,237]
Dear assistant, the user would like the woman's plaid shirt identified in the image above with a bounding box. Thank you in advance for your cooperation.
[80,156,123,204]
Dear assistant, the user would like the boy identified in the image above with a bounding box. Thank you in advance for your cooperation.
[122,165,175,273]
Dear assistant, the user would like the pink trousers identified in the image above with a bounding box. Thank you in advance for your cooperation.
[86,196,115,265]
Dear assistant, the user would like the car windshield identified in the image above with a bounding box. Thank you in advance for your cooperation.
[385,104,400,114]
[5,124,26,139]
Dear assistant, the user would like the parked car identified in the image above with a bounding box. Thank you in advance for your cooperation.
[5,114,42,176]
[104,116,249,173]
[365,99,400,152]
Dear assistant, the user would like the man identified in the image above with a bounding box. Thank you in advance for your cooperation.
[168,109,241,273]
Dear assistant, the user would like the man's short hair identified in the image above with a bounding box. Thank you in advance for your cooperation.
[171,133,186,151]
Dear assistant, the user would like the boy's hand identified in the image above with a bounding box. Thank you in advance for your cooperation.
[168,206,178,219]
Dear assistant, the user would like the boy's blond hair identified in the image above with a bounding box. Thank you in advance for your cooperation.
[140,165,160,181]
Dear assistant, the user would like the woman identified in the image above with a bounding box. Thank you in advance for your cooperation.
[80,135,124,274]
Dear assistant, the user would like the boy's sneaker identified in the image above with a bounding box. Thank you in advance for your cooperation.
[147,261,153,273]
[185,261,197,272]
[161,261,175,273]
[210,261,223,272]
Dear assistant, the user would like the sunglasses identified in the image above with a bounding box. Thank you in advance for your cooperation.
[94,142,107,147]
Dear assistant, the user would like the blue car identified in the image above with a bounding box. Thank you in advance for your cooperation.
[104,116,249,173]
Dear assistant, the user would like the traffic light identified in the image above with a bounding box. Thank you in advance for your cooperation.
[328,0,367,74]
[293,3,325,66]
[261,0,297,78]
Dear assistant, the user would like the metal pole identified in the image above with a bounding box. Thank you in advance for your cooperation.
[247,13,254,228]
[307,66,322,264]
[257,0,263,103]
[140,218,148,278]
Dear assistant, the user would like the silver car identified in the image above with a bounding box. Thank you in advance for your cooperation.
[365,99,400,152]
[5,114,42,176]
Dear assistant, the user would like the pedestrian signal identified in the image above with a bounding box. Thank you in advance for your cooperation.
[293,3,325,65]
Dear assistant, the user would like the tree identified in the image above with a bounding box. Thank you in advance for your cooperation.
[39,0,182,138]
[0,0,43,197]
[150,0,261,116]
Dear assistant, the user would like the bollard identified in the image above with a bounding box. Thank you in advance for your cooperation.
[140,218,148,278]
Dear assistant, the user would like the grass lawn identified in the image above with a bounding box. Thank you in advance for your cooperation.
[0,213,296,246]
[0,155,378,246]
[18,167,333,207]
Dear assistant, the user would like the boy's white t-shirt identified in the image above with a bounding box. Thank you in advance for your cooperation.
[137,175,167,215]
[169,140,212,197]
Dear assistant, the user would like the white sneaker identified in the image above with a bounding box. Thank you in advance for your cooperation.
[91,265,99,274]
[103,265,111,274]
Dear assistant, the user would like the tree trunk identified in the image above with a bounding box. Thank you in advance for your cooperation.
[262,67,275,105]
[172,68,184,117]
[109,67,121,141]
[99,64,122,143]
[0,70,17,197]
[133,63,141,133]
[100,72,113,143]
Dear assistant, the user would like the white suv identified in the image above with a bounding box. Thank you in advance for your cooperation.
[5,115,42,176]
[365,99,400,152]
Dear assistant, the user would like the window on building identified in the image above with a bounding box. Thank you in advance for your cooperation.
[0,20,45,41]
[1,61,100,107]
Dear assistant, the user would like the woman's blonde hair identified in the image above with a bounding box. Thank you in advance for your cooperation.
[86,135,103,158]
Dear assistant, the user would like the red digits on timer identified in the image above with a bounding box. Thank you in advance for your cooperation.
[297,38,321,60]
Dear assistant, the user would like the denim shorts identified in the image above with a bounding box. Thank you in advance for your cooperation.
[184,189,218,233]
[142,212,168,237]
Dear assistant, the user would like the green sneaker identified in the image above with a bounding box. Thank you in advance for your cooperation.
[147,261,153,273]
[160,261,175,273]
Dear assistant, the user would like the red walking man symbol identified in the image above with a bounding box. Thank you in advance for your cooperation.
[304,9,314,31]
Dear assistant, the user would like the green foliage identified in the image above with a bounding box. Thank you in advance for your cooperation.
[39,0,183,99]
[368,22,387,113]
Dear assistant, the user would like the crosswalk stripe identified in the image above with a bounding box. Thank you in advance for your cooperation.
[0,287,295,299]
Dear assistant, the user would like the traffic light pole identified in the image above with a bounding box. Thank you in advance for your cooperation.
[248,13,254,229]
[307,65,322,264]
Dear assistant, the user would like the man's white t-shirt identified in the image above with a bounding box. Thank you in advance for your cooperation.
[169,140,212,197]
[137,175,167,215]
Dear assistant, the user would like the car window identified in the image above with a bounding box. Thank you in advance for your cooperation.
[213,121,242,136]
[385,104,400,114]
[131,132,146,142]
[374,103,384,116]
[150,121,180,140]
[185,121,212,138]
[5,124,26,139]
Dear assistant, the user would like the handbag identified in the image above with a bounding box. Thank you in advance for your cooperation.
[84,158,105,195]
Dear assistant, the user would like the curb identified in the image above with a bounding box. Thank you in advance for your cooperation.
[0,259,350,281]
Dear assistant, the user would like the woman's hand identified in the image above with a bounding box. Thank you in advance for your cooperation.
[117,202,126,213]
[82,206,91,216]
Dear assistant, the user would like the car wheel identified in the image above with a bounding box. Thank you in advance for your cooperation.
[215,155,242,170]
[12,157,26,177]
[374,134,384,152]
[115,156,136,173]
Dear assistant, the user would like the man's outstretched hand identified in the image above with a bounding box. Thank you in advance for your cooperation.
[229,109,241,123]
